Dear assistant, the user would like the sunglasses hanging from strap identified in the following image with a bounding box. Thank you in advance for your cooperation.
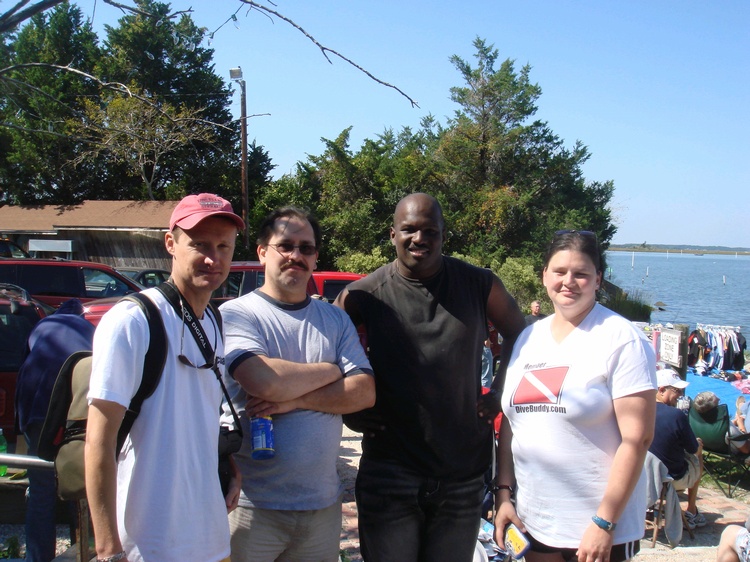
[156,281,243,435]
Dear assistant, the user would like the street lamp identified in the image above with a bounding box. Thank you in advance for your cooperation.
[230,66,249,248]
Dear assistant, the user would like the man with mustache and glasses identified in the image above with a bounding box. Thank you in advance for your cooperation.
[219,206,374,562]
[335,192,525,562]
[86,194,244,562]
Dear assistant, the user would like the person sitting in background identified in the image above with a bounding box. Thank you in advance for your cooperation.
[649,369,706,529]
[694,391,750,456]
[717,517,750,562]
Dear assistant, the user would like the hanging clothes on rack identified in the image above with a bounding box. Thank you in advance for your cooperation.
[694,324,746,372]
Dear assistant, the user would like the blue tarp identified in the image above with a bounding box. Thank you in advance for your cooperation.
[685,370,744,419]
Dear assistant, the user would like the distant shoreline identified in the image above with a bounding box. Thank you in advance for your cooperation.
[608,247,750,256]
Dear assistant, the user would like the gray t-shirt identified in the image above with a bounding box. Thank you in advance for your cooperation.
[220,290,372,510]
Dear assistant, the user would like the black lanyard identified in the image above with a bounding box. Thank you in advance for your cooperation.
[156,281,243,434]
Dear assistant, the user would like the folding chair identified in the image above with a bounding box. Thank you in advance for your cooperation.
[644,451,694,547]
[688,404,750,498]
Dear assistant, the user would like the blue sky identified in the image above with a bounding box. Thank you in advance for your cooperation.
[78,0,749,247]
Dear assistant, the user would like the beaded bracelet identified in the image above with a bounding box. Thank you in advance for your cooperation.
[97,551,126,562]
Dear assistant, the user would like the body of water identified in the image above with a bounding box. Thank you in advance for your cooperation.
[605,251,750,330]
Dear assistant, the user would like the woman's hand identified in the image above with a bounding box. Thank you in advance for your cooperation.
[492,495,525,546]
[576,523,614,562]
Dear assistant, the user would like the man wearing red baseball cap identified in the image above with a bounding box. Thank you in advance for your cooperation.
[86,193,243,562]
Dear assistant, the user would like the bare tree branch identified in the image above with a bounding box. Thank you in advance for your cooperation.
[238,1,419,108]
[0,0,61,33]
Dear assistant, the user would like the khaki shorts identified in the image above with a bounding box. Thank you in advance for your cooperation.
[672,452,701,490]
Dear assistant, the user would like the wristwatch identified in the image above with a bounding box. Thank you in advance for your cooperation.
[592,515,617,531]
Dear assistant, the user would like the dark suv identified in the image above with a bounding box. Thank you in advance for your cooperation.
[0,258,141,308]
[0,284,52,441]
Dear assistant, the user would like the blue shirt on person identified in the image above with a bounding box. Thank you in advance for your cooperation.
[649,401,700,479]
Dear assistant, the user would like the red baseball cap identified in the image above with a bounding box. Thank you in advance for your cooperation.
[170,193,245,231]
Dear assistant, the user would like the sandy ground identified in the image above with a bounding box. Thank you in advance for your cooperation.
[337,426,750,562]
[2,427,747,561]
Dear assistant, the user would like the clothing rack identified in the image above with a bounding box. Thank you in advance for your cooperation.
[696,323,742,332]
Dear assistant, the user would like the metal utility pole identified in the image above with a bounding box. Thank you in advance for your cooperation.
[230,67,249,248]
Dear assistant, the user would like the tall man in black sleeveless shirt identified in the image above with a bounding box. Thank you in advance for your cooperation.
[335,193,525,562]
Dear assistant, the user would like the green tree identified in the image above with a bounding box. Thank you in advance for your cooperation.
[438,37,616,262]
[273,37,617,272]
[98,0,240,199]
[0,3,105,203]
[72,89,219,200]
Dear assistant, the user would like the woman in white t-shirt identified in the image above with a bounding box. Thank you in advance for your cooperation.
[494,230,657,562]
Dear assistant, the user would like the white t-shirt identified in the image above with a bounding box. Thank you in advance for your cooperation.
[88,289,230,562]
[501,303,656,548]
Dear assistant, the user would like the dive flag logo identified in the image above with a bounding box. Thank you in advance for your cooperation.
[511,366,569,406]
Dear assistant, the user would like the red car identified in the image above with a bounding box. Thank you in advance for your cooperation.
[0,258,141,308]
[311,271,364,302]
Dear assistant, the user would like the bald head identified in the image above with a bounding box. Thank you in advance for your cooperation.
[393,193,444,229]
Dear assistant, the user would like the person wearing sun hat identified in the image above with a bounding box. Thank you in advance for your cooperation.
[649,368,706,530]
[86,193,243,562]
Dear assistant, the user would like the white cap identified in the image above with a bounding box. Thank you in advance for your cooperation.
[656,368,689,389]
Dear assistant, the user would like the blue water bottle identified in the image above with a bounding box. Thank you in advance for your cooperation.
[251,416,275,460]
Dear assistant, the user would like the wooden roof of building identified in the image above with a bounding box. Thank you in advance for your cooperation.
[0,200,178,233]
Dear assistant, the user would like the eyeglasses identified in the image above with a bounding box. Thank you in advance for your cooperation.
[267,243,318,257]
[554,229,597,240]
[667,386,685,396]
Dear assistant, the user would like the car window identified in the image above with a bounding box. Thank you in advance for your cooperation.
[16,265,83,297]
[321,280,352,302]
[212,270,264,301]
[214,271,243,299]
[138,271,169,287]
[0,241,29,259]
[83,268,132,298]
[0,305,41,370]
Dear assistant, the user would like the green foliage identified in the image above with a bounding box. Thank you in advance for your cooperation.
[335,247,391,274]
[1,3,105,203]
[0,0,267,203]
[266,36,618,269]
[97,0,239,199]
[600,290,652,322]
[0,535,21,559]
[450,253,484,267]
[495,256,546,313]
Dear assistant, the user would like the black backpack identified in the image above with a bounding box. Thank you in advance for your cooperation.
[37,292,167,500]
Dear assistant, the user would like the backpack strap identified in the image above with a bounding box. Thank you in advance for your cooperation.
[116,292,167,454]
[37,350,93,461]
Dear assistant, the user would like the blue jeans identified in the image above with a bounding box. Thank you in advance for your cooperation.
[24,423,57,562]
[355,457,485,562]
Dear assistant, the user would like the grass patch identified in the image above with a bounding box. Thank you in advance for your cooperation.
[600,289,652,322]
[0,536,20,559]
